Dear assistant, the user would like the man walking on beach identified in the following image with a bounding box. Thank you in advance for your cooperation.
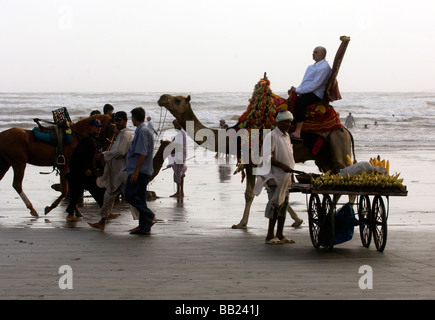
[88,111,135,231]
[254,110,296,244]
[288,46,331,140]
[147,116,158,135]
[345,112,356,128]
[167,119,187,198]
[125,107,157,235]
[65,118,105,221]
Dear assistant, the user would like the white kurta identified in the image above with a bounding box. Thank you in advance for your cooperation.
[97,128,136,218]
[254,126,295,208]
[168,129,187,183]
[97,128,133,192]
[168,128,187,165]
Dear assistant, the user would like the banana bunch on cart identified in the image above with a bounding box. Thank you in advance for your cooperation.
[312,155,405,191]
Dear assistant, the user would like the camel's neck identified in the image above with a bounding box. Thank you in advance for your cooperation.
[180,106,219,151]
[180,107,208,132]
[150,141,170,181]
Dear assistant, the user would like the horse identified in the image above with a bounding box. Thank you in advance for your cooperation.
[0,114,115,217]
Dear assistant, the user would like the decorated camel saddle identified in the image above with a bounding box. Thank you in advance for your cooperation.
[235,36,350,157]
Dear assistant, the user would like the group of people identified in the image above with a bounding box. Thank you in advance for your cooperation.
[64,43,335,243]
[65,106,187,236]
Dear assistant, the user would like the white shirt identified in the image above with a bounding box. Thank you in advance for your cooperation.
[296,59,332,99]
[97,128,133,192]
[168,128,187,165]
[254,126,295,206]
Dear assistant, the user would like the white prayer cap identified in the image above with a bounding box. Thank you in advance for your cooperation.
[276,110,293,122]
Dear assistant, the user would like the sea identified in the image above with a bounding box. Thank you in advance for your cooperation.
[1,91,435,154]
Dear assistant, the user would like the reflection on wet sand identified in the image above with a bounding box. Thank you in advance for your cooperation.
[218,164,232,182]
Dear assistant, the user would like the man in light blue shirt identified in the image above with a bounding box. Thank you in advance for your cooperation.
[288,46,332,140]
[125,107,156,235]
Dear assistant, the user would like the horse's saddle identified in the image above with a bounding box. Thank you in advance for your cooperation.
[32,120,72,147]
[32,107,73,166]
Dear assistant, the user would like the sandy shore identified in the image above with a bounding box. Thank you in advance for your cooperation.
[1,148,435,300]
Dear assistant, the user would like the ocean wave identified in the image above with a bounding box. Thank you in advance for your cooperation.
[2,92,435,150]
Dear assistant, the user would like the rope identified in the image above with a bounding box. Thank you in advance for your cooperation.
[155,107,168,146]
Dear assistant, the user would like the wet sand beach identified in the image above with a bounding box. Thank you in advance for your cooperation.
[1,148,435,300]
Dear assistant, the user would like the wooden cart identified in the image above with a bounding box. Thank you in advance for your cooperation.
[290,183,408,252]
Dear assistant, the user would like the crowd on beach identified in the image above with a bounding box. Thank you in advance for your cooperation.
[61,44,337,243]
[66,104,187,236]
[59,44,319,244]
[68,104,298,244]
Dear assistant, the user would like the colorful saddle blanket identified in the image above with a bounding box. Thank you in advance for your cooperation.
[271,93,342,133]
[32,107,72,146]
[234,78,342,159]
[32,126,72,146]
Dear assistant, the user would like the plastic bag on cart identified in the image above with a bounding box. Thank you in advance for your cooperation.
[321,203,360,247]
[339,161,387,176]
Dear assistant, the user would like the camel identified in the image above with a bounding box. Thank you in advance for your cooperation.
[158,94,355,229]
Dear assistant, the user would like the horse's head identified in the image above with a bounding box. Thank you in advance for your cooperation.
[72,114,116,150]
[93,114,116,150]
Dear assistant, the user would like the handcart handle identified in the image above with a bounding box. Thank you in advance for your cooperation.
[284,169,307,175]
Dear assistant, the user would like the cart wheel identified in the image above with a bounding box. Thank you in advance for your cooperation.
[358,195,372,248]
[321,194,334,250]
[372,195,387,252]
[308,194,322,248]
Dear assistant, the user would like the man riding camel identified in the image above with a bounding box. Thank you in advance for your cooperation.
[288,46,332,140]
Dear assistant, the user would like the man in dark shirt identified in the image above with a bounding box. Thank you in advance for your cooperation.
[65,118,105,221]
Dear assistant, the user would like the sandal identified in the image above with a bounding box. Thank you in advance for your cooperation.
[279,236,295,244]
[265,237,283,245]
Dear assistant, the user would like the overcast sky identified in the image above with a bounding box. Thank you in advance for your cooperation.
[1,0,434,92]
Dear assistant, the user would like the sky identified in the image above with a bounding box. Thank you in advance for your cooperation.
[1,0,434,93]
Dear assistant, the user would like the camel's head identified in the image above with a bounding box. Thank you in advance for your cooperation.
[157,94,191,123]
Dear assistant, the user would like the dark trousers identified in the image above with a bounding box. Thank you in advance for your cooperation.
[125,173,155,231]
[66,174,105,214]
[294,92,322,122]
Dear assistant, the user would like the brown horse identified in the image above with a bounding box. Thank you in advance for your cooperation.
[0,114,115,217]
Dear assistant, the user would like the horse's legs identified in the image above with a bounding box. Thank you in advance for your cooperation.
[11,164,38,217]
[44,170,68,215]
[232,165,256,229]
[0,159,11,181]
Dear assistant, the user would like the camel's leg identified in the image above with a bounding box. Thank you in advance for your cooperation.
[287,205,303,227]
[44,171,68,215]
[12,164,38,217]
[332,194,356,210]
[232,166,256,229]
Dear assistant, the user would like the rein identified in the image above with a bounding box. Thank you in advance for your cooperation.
[155,107,169,152]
